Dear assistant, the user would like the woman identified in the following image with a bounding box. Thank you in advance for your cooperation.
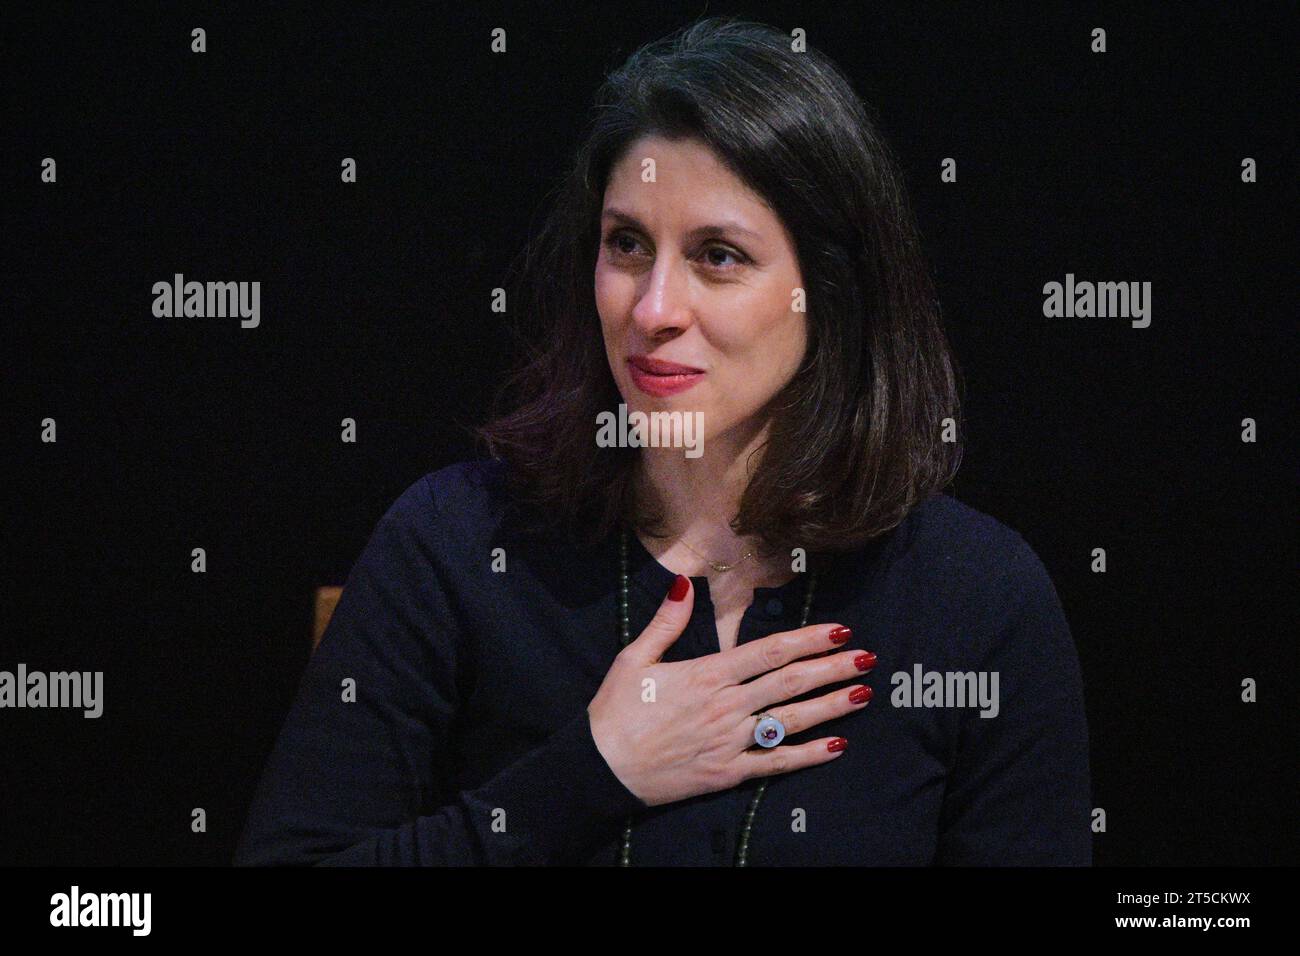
[235,17,1090,866]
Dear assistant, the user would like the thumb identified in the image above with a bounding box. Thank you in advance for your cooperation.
[626,574,693,664]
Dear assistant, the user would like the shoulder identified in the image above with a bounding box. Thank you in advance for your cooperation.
[422,457,511,526]
[385,456,511,525]
[906,492,1038,564]
[367,458,513,561]
[884,492,1061,623]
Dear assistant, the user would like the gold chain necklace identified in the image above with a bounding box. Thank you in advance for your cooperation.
[617,527,818,865]
[675,535,755,573]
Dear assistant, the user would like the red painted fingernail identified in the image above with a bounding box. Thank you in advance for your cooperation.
[849,685,872,704]
[668,574,690,601]
[827,737,848,753]
[829,626,852,644]
[854,652,876,671]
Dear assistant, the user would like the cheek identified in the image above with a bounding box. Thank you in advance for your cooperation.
[734,289,804,354]
[764,282,806,355]
[594,269,626,331]
[722,299,805,386]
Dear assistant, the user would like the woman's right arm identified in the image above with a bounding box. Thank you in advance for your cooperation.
[233,475,647,866]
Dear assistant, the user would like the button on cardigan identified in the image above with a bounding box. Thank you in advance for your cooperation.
[234,459,1092,866]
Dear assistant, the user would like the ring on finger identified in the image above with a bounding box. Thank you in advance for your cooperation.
[753,712,786,748]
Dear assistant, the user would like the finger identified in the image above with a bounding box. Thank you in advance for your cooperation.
[716,622,854,684]
[736,648,876,715]
[732,682,872,750]
[623,574,693,665]
[731,736,849,781]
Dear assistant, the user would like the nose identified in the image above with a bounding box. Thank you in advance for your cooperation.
[630,251,693,339]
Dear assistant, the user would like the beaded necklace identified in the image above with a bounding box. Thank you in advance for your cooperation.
[616,526,818,866]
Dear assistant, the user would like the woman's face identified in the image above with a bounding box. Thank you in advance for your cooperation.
[595,135,807,452]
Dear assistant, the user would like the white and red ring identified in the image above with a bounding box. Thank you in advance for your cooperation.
[754,713,785,748]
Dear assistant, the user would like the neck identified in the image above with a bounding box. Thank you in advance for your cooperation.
[632,416,782,581]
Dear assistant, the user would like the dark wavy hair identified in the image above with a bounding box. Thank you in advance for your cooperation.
[476,15,964,555]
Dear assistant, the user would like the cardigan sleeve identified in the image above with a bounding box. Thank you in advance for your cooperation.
[935,534,1093,865]
[233,475,647,867]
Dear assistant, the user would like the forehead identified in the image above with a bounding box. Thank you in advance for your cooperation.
[604,135,769,209]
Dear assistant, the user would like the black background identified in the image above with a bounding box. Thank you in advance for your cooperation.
[4,2,1294,866]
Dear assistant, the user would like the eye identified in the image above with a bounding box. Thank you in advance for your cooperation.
[604,230,644,259]
[603,230,750,272]
[700,244,748,270]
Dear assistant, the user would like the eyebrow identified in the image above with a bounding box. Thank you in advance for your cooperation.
[600,207,763,243]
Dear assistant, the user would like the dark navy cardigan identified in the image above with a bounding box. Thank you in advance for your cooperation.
[235,459,1091,866]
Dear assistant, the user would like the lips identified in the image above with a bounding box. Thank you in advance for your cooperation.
[626,356,705,397]
[627,356,705,375]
